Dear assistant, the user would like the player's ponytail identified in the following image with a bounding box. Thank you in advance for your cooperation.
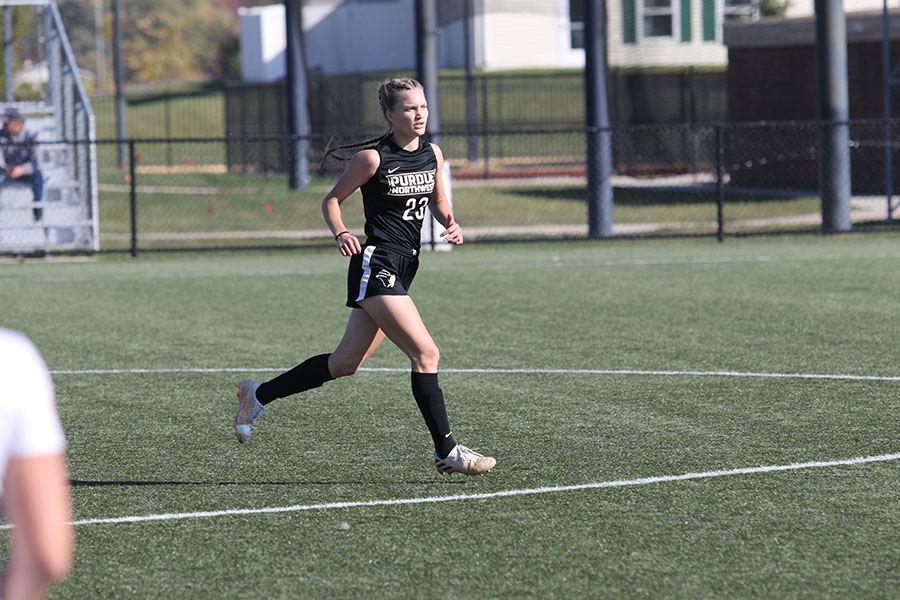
[320,77,425,165]
[320,130,390,164]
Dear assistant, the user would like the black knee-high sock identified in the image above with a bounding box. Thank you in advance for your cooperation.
[411,372,457,458]
[256,353,334,405]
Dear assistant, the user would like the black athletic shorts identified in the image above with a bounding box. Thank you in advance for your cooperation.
[346,242,420,308]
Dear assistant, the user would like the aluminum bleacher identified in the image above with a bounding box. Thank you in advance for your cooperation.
[0,0,98,255]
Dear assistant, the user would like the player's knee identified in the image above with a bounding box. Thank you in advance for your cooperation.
[412,344,440,372]
[328,354,362,379]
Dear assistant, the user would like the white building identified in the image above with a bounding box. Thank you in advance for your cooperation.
[238,4,287,82]
[239,0,890,80]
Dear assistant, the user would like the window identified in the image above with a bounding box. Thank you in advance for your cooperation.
[560,0,586,65]
[642,0,675,38]
[569,0,584,49]
[723,0,758,21]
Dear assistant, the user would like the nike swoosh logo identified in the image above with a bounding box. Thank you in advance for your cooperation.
[387,166,400,173]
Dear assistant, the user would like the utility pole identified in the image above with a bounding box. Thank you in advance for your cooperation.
[94,0,106,93]
[463,0,477,162]
[4,7,12,102]
[285,0,309,189]
[584,0,613,238]
[881,0,899,221]
[415,0,440,144]
[113,0,126,167]
[815,0,851,231]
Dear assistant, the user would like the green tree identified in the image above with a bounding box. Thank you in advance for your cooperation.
[127,10,199,81]
[58,0,239,88]
[184,1,240,78]
[121,0,239,83]
[58,0,97,64]
[0,7,37,96]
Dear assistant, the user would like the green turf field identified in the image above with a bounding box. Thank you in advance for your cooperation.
[2,235,899,598]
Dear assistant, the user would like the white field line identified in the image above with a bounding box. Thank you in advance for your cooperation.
[48,366,900,382]
[2,452,896,530]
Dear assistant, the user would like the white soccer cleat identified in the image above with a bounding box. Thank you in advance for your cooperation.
[434,444,496,476]
[234,380,264,443]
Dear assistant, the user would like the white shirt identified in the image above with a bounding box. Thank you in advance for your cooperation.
[0,329,66,498]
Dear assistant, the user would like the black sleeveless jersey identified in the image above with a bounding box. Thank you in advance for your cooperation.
[360,137,438,250]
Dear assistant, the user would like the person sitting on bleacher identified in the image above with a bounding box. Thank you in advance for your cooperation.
[0,107,44,222]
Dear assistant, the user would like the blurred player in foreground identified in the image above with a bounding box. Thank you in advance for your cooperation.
[0,329,73,600]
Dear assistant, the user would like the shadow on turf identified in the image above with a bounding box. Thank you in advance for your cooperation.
[70,479,463,487]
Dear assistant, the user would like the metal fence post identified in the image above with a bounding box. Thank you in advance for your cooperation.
[165,89,172,166]
[240,86,249,171]
[481,76,490,178]
[128,140,138,258]
[716,125,725,242]
[496,77,504,160]
[4,6,12,102]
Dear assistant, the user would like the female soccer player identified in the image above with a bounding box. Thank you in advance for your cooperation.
[234,77,495,476]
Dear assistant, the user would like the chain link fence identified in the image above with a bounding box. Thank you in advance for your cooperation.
[3,120,898,256]
[225,69,726,143]
[18,118,877,256]
[88,70,727,143]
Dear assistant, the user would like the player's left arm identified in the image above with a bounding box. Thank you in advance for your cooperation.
[2,454,74,598]
[427,143,463,245]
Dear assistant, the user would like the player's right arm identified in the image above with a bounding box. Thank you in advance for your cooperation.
[322,149,380,257]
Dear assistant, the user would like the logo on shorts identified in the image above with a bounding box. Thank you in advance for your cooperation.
[375,269,396,289]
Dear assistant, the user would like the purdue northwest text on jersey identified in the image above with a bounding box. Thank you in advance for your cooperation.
[387,170,436,196]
